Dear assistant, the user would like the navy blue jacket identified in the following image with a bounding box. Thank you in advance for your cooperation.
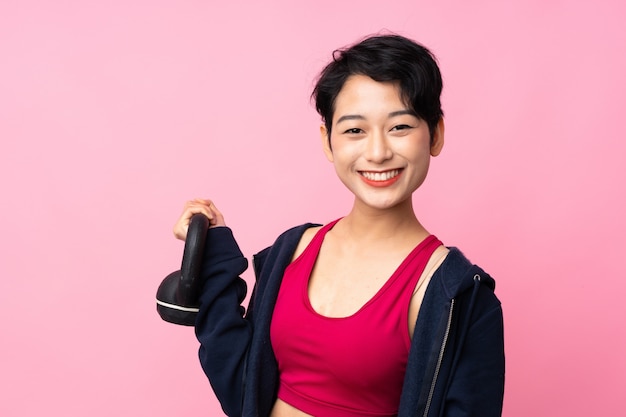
[195,224,504,417]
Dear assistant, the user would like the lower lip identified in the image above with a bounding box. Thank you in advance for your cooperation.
[360,171,402,187]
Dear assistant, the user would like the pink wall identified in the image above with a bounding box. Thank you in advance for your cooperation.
[1,1,624,416]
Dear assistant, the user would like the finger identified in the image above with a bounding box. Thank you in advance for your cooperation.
[205,200,226,228]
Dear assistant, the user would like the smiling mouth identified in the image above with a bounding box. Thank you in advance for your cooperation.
[359,169,401,181]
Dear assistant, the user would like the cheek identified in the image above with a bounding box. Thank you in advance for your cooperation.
[332,153,351,170]
[329,141,358,164]
[404,140,432,160]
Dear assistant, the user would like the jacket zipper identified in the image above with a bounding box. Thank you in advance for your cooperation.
[423,298,455,417]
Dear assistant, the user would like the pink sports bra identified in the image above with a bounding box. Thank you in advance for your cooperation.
[270,219,442,417]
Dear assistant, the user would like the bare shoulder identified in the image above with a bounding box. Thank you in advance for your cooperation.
[291,225,323,261]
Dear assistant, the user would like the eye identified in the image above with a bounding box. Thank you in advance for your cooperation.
[344,128,364,134]
[390,124,412,131]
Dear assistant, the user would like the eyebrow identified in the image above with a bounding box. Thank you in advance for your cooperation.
[335,109,417,125]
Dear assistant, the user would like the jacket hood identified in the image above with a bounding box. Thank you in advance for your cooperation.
[438,247,496,299]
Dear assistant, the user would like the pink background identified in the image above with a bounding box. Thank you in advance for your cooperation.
[1,1,625,416]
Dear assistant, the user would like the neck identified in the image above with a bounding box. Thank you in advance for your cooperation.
[336,198,428,243]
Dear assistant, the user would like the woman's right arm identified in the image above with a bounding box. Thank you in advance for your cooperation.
[174,199,251,416]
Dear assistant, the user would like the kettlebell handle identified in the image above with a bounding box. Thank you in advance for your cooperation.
[178,213,210,305]
[156,213,209,326]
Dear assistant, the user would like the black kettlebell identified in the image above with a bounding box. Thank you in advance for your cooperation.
[156,213,209,326]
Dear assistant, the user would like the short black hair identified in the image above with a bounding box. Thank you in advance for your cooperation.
[312,34,444,140]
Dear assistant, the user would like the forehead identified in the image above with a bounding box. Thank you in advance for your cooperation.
[333,75,406,120]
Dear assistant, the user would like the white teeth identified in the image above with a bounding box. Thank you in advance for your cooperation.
[361,169,399,181]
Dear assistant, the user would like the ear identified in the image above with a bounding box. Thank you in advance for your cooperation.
[320,124,334,162]
[430,118,445,157]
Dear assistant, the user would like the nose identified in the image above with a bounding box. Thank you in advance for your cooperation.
[364,130,392,163]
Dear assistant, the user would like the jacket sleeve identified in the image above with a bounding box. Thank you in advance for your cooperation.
[443,284,505,417]
[194,226,251,417]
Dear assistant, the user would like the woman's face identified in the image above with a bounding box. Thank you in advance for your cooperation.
[321,74,444,212]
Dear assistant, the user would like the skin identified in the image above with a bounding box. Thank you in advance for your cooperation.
[173,74,446,417]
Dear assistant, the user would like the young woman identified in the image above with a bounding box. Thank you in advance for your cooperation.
[173,34,504,417]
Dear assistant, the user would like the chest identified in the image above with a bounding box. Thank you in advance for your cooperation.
[308,245,409,317]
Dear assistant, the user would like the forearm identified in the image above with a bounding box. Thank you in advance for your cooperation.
[194,226,252,416]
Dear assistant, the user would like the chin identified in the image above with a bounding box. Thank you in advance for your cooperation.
[360,196,409,211]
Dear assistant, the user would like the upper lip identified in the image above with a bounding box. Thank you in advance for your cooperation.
[358,168,403,174]
[358,168,403,173]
